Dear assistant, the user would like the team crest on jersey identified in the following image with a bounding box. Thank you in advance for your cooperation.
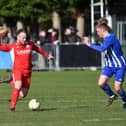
[26,45,30,48]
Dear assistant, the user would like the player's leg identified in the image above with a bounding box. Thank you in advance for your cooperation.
[10,73,17,88]
[10,71,22,111]
[98,67,116,96]
[10,79,14,88]
[114,81,126,108]
[98,67,117,106]
[10,70,31,111]
[114,68,126,108]
[98,75,116,96]
[10,77,30,111]
[19,74,31,98]
[10,80,22,111]
[20,87,29,98]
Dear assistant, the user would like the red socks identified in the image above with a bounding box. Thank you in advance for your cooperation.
[10,88,20,109]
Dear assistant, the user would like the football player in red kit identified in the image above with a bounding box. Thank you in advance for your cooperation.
[0,29,54,111]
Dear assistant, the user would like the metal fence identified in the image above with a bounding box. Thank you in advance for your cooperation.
[32,43,101,71]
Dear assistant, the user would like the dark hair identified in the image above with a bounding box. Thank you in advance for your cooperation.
[69,26,78,34]
[16,29,26,36]
[0,22,3,27]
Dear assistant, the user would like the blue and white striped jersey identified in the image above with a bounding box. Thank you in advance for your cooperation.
[90,33,126,68]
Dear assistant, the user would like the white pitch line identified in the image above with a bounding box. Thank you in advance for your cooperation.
[81,117,124,123]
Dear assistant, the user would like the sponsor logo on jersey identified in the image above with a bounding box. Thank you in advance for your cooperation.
[17,49,31,54]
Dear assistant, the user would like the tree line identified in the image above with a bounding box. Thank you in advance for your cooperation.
[0,0,90,41]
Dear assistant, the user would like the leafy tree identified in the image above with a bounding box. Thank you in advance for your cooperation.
[0,0,89,38]
[0,0,45,17]
[0,0,80,20]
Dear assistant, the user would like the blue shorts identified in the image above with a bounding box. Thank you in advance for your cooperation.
[102,67,126,82]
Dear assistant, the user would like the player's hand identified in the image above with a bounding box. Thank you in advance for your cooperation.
[83,37,91,47]
[48,54,54,60]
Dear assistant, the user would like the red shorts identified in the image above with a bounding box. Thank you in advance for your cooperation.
[12,69,32,89]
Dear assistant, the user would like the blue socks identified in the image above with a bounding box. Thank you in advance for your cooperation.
[102,84,114,97]
[102,84,126,104]
[118,89,126,104]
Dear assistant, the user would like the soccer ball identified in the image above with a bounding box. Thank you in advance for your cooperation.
[28,99,40,111]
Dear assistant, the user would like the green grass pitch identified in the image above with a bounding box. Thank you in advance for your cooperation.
[0,70,126,126]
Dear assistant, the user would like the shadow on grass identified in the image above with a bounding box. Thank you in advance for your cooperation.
[34,105,89,112]
[0,98,89,113]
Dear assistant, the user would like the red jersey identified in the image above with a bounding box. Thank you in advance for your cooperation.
[0,41,49,71]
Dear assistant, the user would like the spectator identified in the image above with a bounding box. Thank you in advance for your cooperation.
[0,24,8,44]
[47,27,59,67]
[63,26,82,45]
[47,27,59,51]
[37,29,50,47]
[48,27,59,45]
[6,28,15,44]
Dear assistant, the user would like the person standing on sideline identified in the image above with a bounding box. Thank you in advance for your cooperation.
[0,29,54,111]
[0,24,8,43]
[84,23,126,108]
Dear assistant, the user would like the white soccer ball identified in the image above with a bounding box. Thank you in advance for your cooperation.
[28,99,40,111]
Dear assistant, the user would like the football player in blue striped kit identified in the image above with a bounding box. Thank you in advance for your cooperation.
[84,22,126,108]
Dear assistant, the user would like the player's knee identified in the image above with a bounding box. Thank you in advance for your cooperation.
[20,93,27,98]
[98,82,104,88]
[20,88,28,98]
[98,79,106,88]
[114,81,122,92]
[98,75,108,88]
[19,91,28,98]
[114,86,121,92]
[15,81,22,89]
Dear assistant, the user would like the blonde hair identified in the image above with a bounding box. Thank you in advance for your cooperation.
[96,23,111,32]
[97,18,108,25]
